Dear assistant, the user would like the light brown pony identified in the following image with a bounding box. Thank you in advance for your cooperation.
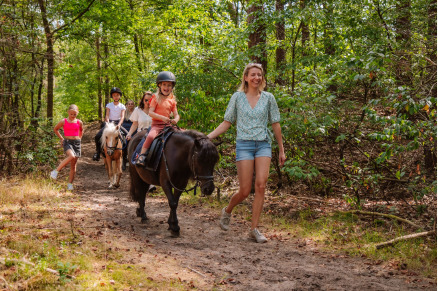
[100,122,123,188]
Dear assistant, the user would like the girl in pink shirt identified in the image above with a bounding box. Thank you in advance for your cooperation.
[50,104,84,190]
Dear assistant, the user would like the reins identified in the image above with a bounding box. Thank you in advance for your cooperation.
[162,135,214,196]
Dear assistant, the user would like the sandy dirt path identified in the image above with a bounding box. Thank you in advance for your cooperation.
[71,123,435,290]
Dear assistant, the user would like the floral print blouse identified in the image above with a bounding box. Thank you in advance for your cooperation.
[224,91,281,142]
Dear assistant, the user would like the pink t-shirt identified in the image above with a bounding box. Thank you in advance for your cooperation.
[63,119,81,136]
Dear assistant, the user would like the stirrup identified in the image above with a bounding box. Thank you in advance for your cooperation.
[92,152,100,161]
[135,154,147,167]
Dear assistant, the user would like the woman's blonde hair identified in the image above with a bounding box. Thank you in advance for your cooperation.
[68,104,79,112]
[237,63,266,93]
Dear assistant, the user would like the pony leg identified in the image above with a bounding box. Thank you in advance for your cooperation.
[114,157,122,188]
[107,158,115,188]
[104,157,113,187]
[162,182,182,237]
[128,164,149,223]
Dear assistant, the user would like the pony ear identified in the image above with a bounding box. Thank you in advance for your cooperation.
[213,141,223,147]
[115,125,120,130]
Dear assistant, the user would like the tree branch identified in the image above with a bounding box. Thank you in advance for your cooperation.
[375,231,436,249]
[52,0,97,36]
[341,210,421,229]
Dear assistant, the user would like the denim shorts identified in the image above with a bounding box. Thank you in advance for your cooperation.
[63,139,81,157]
[235,139,271,162]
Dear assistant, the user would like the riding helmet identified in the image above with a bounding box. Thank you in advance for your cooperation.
[110,87,123,97]
[156,71,176,87]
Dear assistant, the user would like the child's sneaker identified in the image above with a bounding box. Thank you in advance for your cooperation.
[249,228,268,243]
[67,183,74,190]
[219,207,231,231]
[50,170,58,180]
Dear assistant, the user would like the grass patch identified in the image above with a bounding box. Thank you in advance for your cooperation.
[0,175,201,290]
[267,209,437,278]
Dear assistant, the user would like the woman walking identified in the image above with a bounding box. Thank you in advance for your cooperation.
[208,63,286,243]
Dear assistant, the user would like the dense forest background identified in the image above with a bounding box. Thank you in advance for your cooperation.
[0,0,436,211]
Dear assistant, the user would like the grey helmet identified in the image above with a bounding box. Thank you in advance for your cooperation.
[156,71,176,87]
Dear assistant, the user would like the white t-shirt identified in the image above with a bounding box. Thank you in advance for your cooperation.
[130,107,152,131]
[106,102,126,121]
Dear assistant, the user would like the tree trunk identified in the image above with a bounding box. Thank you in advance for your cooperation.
[301,0,309,57]
[394,0,412,87]
[275,0,286,85]
[34,59,44,126]
[291,22,302,92]
[38,0,54,121]
[96,35,103,121]
[104,40,110,108]
[247,2,267,75]
[427,0,436,97]
[133,34,142,72]
[323,1,337,93]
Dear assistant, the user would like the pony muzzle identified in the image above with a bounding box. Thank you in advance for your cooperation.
[200,179,215,196]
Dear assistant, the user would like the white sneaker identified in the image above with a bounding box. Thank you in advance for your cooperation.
[250,228,268,243]
[50,170,58,180]
[67,183,74,190]
[220,207,231,231]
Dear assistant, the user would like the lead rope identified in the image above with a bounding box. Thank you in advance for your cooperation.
[162,150,199,196]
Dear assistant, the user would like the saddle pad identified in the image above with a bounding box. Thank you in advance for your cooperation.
[145,127,175,171]
[130,126,176,171]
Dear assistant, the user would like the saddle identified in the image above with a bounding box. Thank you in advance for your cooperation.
[132,126,177,171]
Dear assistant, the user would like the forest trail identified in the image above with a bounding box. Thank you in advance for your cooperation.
[71,122,434,290]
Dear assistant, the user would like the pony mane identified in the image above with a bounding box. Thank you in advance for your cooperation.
[179,130,219,165]
[100,123,119,149]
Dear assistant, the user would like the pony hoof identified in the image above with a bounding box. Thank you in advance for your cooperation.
[136,208,141,217]
[113,184,120,189]
[141,217,148,224]
[108,184,114,189]
[169,230,180,237]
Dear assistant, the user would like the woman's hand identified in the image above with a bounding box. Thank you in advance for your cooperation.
[126,134,132,141]
[278,149,286,167]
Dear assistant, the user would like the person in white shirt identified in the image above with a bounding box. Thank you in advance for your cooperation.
[126,91,156,191]
[126,91,153,141]
[93,87,128,161]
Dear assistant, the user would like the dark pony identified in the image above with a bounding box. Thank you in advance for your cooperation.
[128,128,219,237]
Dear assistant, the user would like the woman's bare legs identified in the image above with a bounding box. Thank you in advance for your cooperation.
[225,160,254,213]
[225,156,271,229]
[251,157,270,229]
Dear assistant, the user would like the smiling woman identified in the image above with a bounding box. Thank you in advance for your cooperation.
[207,63,286,243]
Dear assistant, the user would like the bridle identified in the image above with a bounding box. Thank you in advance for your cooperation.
[105,132,123,155]
[162,139,214,196]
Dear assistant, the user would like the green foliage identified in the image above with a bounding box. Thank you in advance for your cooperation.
[1,0,435,212]
[56,261,77,282]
